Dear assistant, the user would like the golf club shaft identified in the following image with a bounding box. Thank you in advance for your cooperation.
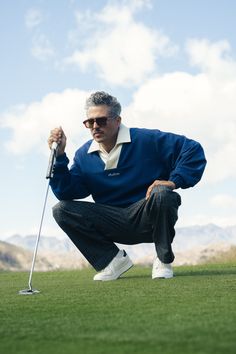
[28,181,50,290]
[28,142,58,290]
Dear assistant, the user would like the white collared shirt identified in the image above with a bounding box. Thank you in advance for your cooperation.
[87,124,131,170]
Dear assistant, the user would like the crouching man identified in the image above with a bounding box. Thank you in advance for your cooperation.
[48,91,206,281]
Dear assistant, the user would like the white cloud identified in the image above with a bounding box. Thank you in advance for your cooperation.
[25,8,43,29]
[24,8,54,62]
[31,34,55,61]
[177,213,236,228]
[123,39,236,184]
[64,1,177,86]
[210,194,236,208]
[2,38,236,188]
[186,39,236,80]
[1,89,91,158]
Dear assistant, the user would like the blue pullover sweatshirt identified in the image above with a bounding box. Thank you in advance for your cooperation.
[50,128,206,207]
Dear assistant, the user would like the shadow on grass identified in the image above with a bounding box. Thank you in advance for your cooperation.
[121,274,151,280]
[175,267,236,277]
[119,264,236,280]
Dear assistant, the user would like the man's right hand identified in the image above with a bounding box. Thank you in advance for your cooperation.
[48,126,67,156]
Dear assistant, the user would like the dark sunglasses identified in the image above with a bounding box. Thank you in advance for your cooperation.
[83,116,115,128]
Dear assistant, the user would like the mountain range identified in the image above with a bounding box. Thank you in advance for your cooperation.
[1,223,236,271]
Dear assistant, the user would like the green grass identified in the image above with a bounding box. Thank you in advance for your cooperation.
[0,263,236,354]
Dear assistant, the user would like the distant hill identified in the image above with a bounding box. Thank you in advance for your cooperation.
[0,240,53,271]
[6,234,76,253]
[0,239,88,271]
[173,224,236,251]
[205,245,236,264]
[6,224,236,255]
[2,224,236,271]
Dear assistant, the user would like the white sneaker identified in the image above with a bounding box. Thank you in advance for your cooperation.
[152,258,173,279]
[93,250,133,281]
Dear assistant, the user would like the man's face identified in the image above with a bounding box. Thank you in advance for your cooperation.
[86,105,121,145]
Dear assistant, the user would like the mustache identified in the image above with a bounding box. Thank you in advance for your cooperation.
[93,128,103,133]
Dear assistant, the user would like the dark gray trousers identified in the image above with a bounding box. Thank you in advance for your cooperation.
[52,186,181,271]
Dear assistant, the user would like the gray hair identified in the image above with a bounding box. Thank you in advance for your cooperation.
[85,91,121,117]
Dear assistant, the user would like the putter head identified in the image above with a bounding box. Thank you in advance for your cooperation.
[18,288,40,295]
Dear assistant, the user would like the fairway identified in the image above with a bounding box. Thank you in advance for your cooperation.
[0,264,236,354]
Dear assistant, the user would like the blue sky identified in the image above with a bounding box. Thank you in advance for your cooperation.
[1,0,236,239]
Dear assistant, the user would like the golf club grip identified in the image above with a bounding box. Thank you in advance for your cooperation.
[46,142,58,179]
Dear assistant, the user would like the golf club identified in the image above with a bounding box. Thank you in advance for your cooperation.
[19,141,58,295]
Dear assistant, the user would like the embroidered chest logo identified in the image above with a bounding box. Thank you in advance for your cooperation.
[108,172,120,177]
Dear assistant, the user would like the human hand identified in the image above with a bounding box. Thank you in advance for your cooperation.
[145,180,176,200]
[48,126,67,156]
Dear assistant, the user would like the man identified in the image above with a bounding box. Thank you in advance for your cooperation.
[48,91,206,281]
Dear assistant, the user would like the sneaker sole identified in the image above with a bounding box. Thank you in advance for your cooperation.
[152,274,174,279]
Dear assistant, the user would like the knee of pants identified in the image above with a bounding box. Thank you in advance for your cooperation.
[52,200,70,222]
[151,185,171,199]
[151,186,180,207]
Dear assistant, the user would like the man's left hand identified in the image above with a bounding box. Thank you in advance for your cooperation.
[145,180,176,200]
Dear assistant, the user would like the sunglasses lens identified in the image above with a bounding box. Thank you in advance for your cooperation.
[96,118,107,126]
[86,120,94,128]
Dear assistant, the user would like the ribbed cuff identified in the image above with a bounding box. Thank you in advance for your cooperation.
[169,175,184,189]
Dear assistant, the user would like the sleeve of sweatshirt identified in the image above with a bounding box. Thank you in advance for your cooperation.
[49,153,90,200]
[167,134,207,189]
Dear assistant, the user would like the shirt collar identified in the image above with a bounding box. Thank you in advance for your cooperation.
[87,123,131,154]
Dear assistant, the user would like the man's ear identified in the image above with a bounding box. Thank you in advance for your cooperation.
[117,116,122,125]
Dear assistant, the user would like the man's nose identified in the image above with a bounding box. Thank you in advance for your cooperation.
[93,120,99,128]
